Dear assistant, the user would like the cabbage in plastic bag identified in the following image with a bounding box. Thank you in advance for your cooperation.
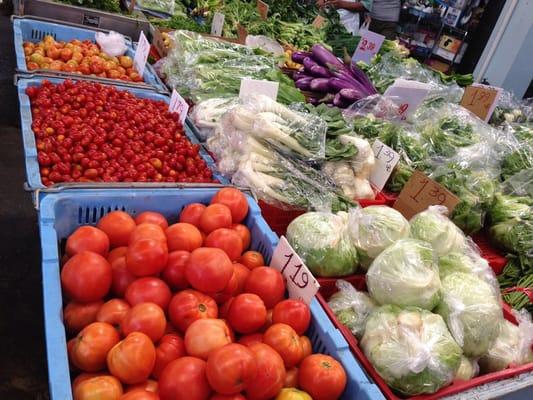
[327,280,377,339]
[348,206,409,269]
[435,272,503,357]
[366,239,441,310]
[454,356,479,381]
[286,212,359,277]
[361,305,462,396]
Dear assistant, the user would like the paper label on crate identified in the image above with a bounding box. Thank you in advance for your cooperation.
[460,83,502,122]
[352,29,385,64]
[393,170,460,219]
[383,78,431,120]
[270,236,320,305]
[369,139,400,191]
[152,28,168,57]
[169,90,189,124]
[312,15,326,28]
[239,78,279,101]
[211,12,225,37]
[256,0,269,19]
[133,31,150,78]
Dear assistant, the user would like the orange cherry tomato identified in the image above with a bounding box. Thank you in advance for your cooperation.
[239,251,264,270]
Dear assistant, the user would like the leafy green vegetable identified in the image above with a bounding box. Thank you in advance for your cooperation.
[59,0,120,12]
[421,116,480,157]
[150,15,209,32]
[501,146,533,181]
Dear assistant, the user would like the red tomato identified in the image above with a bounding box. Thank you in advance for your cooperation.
[244,267,285,309]
[158,357,211,400]
[61,251,112,303]
[239,251,264,270]
[108,247,128,265]
[185,248,233,293]
[64,300,103,334]
[168,289,218,332]
[125,277,172,310]
[219,297,234,320]
[73,375,123,400]
[227,294,267,334]
[205,228,243,261]
[209,395,245,400]
[110,256,136,297]
[206,343,257,395]
[135,211,168,229]
[125,380,158,393]
[211,188,249,223]
[120,390,159,400]
[72,372,106,389]
[284,367,298,388]
[263,309,274,332]
[70,322,120,372]
[246,343,286,400]
[184,319,233,360]
[66,226,110,257]
[96,299,130,328]
[179,203,206,228]
[161,250,190,290]
[300,336,312,360]
[152,334,186,379]
[200,204,232,234]
[298,355,347,400]
[165,223,203,252]
[207,267,239,304]
[233,263,250,295]
[129,223,166,244]
[230,224,251,250]
[238,333,263,347]
[121,303,167,342]
[272,300,311,336]
[107,332,156,385]
[126,239,168,277]
[97,211,136,248]
[263,324,303,369]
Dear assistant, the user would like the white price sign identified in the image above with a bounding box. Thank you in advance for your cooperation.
[270,236,320,305]
[383,78,431,120]
[169,89,189,124]
[369,139,400,191]
[352,29,385,64]
[239,78,279,101]
[133,31,150,78]
[211,12,225,37]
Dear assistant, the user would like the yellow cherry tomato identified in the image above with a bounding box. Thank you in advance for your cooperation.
[275,388,313,400]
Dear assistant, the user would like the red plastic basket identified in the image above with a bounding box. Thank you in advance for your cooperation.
[472,231,508,275]
[381,190,399,207]
[317,287,533,400]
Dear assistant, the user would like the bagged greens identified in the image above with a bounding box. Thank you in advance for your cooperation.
[366,239,441,310]
[454,356,479,381]
[361,305,462,396]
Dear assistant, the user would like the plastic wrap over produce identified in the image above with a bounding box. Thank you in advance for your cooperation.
[366,238,441,310]
[361,305,462,396]
[328,280,377,338]
[138,0,175,14]
[190,97,240,141]
[286,211,359,277]
[490,89,533,126]
[455,356,479,381]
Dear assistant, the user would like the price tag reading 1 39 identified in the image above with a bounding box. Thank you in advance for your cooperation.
[270,236,320,305]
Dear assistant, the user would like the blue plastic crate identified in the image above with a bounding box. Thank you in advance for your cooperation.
[38,188,381,400]
[13,17,167,92]
[17,76,227,191]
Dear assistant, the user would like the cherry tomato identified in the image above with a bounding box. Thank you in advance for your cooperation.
[66,226,109,257]
[230,224,251,250]
[238,333,264,347]
[284,368,299,388]
[61,251,112,303]
[184,318,233,360]
[110,256,136,297]
[200,204,232,234]
[179,203,206,228]
[126,238,168,277]
[135,211,168,229]
[97,211,136,248]
[152,334,186,379]
[227,294,267,334]
[96,299,130,328]
[158,357,211,400]
[161,250,190,290]
[121,302,166,343]
[272,300,311,336]
[64,300,103,334]
[239,251,264,270]
[244,267,285,309]
[107,332,156,385]
[73,375,123,400]
[129,223,166,244]
[166,223,203,252]
[125,277,172,310]
[211,188,249,223]
[204,228,243,261]
[263,324,303,369]
[298,354,347,400]
[108,246,128,265]
[70,322,120,372]
[185,248,233,293]
[232,263,250,295]
[246,343,286,400]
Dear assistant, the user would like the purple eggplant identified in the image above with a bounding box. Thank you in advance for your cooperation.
[293,70,313,81]
[311,44,344,69]
[309,65,331,78]
[349,63,378,94]
[307,97,320,105]
[309,78,330,93]
[303,57,318,72]
[292,51,311,64]
[333,93,350,108]
[295,77,314,91]
[328,77,357,93]
[339,88,364,102]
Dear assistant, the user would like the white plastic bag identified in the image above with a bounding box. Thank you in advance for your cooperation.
[95,31,128,57]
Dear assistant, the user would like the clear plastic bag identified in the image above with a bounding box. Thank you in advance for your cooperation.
[347,205,409,269]
[327,280,377,339]
[190,97,240,141]
[361,305,462,396]
[321,161,375,200]
[138,0,175,15]
[95,31,127,57]
[366,238,441,310]
[455,356,479,381]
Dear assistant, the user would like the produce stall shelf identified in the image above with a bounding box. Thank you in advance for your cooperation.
[38,188,383,400]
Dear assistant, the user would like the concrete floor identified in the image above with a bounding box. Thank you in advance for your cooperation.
[0,13,50,400]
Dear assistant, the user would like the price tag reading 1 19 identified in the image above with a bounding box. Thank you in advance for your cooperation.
[169,90,189,124]
[270,237,319,305]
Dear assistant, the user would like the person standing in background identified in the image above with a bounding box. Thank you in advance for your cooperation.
[368,0,401,40]
[317,0,373,35]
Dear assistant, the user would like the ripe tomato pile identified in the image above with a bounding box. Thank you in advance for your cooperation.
[28,80,214,186]
[60,188,347,400]
[24,37,142,82]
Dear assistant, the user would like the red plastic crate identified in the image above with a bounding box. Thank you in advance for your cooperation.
[381,190,399,207]
[472,231,508,275]
[317,286,533,400]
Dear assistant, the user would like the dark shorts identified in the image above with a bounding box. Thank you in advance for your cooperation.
[369,19,398,40]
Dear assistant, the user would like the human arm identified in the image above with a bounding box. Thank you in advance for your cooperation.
[326,0,369,12]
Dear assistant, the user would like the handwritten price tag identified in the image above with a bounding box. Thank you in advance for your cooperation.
[384,78,431,120]
[237,24,248,44]
[133,31,150,78]
[256,0,269,19]
[270,237,320,305]
[239,78,279,101]
[369,139,400,191]
[393,170,460,219]
[352,29,385,64]
[312,15,326,28]
[169,90,189,124]
[211,12,225,37]
[460,84,502,122]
